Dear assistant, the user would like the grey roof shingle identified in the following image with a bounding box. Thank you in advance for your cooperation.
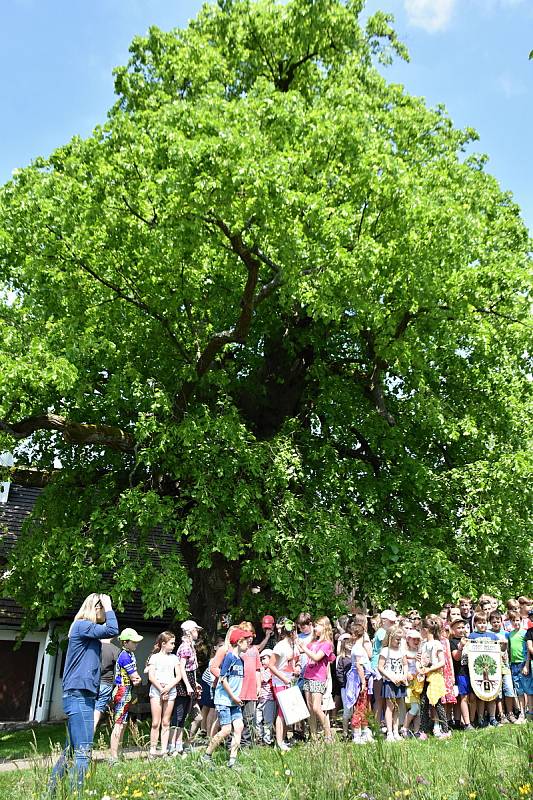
[0,482,176,631]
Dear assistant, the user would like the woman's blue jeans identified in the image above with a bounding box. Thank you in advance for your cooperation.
[49,689,95,793]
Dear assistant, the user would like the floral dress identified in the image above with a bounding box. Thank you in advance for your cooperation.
[440,636,457,704]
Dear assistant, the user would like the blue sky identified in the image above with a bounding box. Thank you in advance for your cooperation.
[1,0,532,231]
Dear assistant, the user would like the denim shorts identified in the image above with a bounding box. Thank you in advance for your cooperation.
[511,663,525,696]
[95,682,114,713]
[521,668,533,696]
[500,673,516,698]
[216,704,243,727]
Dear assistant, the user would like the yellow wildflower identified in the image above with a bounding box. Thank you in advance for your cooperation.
[132,791,143,799]
[403,792,411,797]
[518,786,531,797]
[468,793,477,799]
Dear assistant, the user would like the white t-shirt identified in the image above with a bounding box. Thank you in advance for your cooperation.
[420,639,443,669]
[148,652,179,687]
[379,646,405,679]
[405,647,419,674]
[351,641,371,670]
[271,638,300,687]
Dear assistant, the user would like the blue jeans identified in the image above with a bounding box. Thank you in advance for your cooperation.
[49,689,96,794]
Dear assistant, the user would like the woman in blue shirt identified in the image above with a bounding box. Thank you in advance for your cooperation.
[50,593,118,794]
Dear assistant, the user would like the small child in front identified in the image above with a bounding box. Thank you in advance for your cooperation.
[203,628,250,768]
[256,648,276,745]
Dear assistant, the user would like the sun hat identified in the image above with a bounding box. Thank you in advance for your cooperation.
[261,614,275,629]
[181,620,202,632]
[118,628,143,642]
[381,609,397,622]
[230,628,253,645]
[405,629,421,639]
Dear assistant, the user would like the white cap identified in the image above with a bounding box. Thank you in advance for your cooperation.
[261,648,274,658]
[381,609,397,622]
[181,620,202,632]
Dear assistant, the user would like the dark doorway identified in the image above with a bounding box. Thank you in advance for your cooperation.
[0,639,39,721]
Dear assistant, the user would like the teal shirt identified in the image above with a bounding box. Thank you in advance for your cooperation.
[370,628,386,670]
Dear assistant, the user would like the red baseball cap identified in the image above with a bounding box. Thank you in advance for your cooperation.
[229,628,253,645]
[261,614,275,630]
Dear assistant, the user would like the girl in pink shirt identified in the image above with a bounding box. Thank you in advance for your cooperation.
[298,616,335,742]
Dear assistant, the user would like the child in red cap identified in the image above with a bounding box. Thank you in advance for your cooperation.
[202,629,250,768]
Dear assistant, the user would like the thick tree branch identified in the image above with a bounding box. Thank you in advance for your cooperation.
[276,49,320,91]
[0,414,135,452]
[175,219,282,413]
[361,329,396,426]
[195,220,261,376]
[313,416,380,477]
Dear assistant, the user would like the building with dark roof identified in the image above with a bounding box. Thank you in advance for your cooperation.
[0,477,178,723]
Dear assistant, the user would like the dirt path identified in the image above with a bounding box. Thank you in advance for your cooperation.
[0,747,149,773]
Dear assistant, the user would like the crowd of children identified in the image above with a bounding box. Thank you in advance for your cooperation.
[99,594,533,769]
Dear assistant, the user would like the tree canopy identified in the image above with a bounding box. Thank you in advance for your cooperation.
[1,0,531,633]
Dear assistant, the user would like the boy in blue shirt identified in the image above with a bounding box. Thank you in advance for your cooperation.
[203,628,250,768]
[109,628,143,764]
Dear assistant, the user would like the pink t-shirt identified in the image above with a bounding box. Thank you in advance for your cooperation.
[240,645,261,700]
[304,640,334,682]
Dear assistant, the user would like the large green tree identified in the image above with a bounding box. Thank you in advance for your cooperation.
[1,0,531,633]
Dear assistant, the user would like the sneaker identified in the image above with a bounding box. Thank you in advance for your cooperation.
[277,742,291,751]
[148,750,159,760]
[352,733,363,744]
[463,724,475,732]
[201,753,213,764]
[440,731,452,739]
[433,724,441,737]
[477,718,488,729]
[393,731,402,741]
[417,732,428,741]
[515,714,527,725]
[499,715,509,725]
[228,758,237,769]
[363,729,374,743]
[386,733,395,743]
[489,718,499,727]
[399,727,408,739]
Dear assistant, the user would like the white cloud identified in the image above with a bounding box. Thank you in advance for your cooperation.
[497,72,527,98]
[404,0,457,33]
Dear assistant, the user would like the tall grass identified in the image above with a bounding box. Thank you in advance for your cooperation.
[0,725,530,800]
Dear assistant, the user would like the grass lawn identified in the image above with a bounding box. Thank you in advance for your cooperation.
[0,724,531,800]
